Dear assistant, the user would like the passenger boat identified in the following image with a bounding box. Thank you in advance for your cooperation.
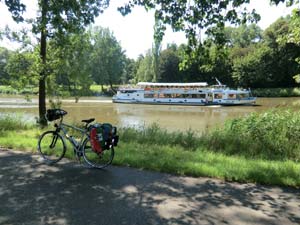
[112,80,256,106]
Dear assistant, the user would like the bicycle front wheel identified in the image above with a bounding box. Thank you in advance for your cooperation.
[37,131,66,164]
[82,138,114,169]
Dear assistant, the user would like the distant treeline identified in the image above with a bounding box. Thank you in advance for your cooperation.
[0,14,299,98]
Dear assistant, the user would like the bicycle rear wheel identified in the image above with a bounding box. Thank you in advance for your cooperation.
[82,138,114,169]
[38,131,66,164]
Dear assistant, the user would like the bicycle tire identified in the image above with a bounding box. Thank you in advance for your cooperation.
[37,131,66,164]
[82,138,114,169]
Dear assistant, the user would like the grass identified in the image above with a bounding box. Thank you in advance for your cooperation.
[0,84,118,97]
[0,85,38,95]
[1,111,300,187]
[203,109,300,161]
[113,143,300,187]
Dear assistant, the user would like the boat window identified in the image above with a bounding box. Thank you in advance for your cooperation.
[172,93,183,98]
[228,94,236,99]
[214,93,223,99]
[121,90,136,94]
[144,93,154,98]
[183,94,206,99]
[237,93,249,98]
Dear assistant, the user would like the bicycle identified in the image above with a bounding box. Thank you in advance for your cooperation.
[37,109,118,169]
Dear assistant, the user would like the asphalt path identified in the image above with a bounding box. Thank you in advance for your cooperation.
[0,149,299,225]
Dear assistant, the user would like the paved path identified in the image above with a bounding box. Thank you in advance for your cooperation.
[0,150,299,225]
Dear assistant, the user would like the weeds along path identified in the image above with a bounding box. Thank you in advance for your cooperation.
[0,149,300,225]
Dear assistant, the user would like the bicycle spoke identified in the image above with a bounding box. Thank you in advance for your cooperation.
[38,131,66,164]
[83,139,114,169]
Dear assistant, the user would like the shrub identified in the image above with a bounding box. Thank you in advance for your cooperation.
[0,114,35,132]
[204,109,300,161]
[119,123,200,151]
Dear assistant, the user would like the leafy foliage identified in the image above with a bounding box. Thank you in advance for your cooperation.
[135,50,155,82]
[90,27,125,90]
[0,47,12,84]
[5,50,40,90]
[0,0,26,22]
[119,0,261,46]
[158,44,181,82]
[205,109,300,161]
[47,32,93,99]
[224,24,262,48]
[281,9,300,82]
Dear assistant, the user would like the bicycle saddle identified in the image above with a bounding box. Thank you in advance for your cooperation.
[82,118,95,124]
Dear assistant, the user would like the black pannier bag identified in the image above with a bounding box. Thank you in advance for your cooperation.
[45,109,67,121]
[89,123,119,151]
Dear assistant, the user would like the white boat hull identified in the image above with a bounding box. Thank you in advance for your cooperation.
[112,97,256,106]
[113,82,257,106]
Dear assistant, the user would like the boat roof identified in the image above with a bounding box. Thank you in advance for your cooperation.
[137,82,208,87]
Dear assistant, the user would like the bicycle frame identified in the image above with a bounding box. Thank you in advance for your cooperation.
[54,120,90,155]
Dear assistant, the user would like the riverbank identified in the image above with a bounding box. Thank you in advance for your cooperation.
[0,85,114,97]
[1,110,300,187]
[2,85,300,98]
[252,87,300,97]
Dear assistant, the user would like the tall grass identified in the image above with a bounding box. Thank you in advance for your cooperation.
[120,123,201,151]
[119,109,300,162]
[203,109,300,161]
[0,114,35,132]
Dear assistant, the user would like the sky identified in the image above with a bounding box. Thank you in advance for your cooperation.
[0,0,298,59]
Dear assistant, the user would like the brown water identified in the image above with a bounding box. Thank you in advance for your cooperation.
[1,96,300,132]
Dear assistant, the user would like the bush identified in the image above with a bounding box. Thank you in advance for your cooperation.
[0,114,35,132]
[119,123,200,151]
[252,88,300,97]
[204,109,300,161]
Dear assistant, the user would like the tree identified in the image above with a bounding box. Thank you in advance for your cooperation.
[0,47,12,84]
[135,50,155,82]
[121,1,297,43]
[152,18,162,82]
[263,17,300,87]
[2,0,109,125]
[224,24,262,48]
[279,9,300,82]
[232,44,274,87]
[0,0,26,22]
[122,57,137,84]
[90,27,125,92]
[119,0,297,75]
[47,32,93,102]
[230,16,300,88]
[5,50,40,90]
[158,44,181,82]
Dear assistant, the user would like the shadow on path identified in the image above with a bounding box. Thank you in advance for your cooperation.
[0,150,299,225]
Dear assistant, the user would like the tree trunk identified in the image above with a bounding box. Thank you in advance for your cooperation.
[39,0,48,126]
[109,81,117,94]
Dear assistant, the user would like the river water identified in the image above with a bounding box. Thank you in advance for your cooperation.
[0,96,299,132]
